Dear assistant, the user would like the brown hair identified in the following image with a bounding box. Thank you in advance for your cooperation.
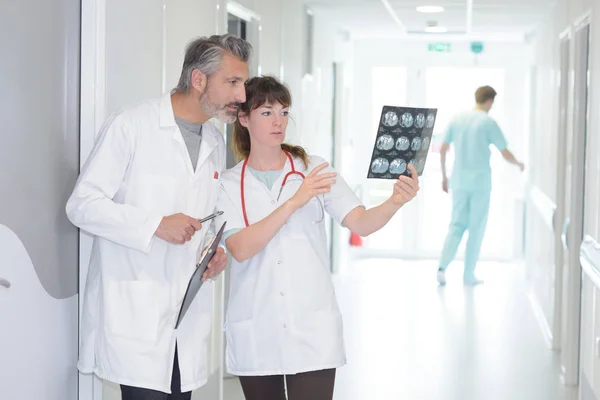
[233,76,309,168]
[475,86,497,105]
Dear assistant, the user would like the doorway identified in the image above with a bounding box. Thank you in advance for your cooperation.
[363,66,519,261]
[225,13,248,169]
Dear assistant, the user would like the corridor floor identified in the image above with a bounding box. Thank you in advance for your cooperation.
[224,260,578,400]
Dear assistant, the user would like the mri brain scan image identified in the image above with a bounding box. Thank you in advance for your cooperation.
[382,111,399,127]
[415,113,426,128]
[426,113,436,128]
[368,106,438,179]
[376,135,395,151]
[401,112,414,128]
[389,159,407,175]
[371,158,390,174]
[396,136,410,151]
[411,137,422,151]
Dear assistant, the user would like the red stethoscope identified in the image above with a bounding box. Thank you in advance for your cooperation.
[240,151,308,227]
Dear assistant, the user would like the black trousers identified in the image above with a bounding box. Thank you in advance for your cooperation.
[238,368,336,400]
[121,346,191,400]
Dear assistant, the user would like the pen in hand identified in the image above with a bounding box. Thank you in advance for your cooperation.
[199,211,223,224]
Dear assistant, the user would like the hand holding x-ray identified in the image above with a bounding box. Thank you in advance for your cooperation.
[367,106,438,180]
[390,164,420,206]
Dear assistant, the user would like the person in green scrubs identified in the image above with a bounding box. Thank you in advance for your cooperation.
[437,86,524,285]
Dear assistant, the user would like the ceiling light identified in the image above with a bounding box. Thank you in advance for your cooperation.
[425,26,448,33]
[417,6,445,13]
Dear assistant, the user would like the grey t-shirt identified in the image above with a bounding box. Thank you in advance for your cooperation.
[175,117,203,171]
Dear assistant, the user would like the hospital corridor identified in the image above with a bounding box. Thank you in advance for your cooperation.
[2,0,600,399]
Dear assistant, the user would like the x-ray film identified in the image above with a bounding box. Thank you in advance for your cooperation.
[367,106,438,179]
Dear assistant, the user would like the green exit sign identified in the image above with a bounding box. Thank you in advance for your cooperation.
[428,43,452,52]
[471,42,484,54]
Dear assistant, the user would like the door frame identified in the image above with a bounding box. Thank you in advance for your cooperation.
[552,27,572,351]
[221,2,262,387]
[79,0,107,398]
[562,13,592,386]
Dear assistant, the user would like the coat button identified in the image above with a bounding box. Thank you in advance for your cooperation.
[277,260,282,265]
[280,292,285,296]
[271,200,276,204]
[283,324,287,328]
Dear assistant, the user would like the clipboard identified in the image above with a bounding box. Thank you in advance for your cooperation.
[175,221,227,329]
[367,106,438,179]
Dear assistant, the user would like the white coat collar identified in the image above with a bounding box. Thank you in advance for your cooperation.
[160,92,221,174]
[197,126,219,171]
[159,92,177,128]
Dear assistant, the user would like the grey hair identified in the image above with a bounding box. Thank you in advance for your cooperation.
[175,34,253,92]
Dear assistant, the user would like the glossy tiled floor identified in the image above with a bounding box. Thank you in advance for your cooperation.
[224,260,578,400]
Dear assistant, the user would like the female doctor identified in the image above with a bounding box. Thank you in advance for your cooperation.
[214,76,420,399]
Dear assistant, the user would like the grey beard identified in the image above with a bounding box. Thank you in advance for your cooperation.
[200,93,238,123]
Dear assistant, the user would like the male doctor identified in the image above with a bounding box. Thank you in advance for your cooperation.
[66,34,251,399]
[437,86,524,286]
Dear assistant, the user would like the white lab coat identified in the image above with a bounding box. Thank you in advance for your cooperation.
[215,154,362,376]
[66,93,225,393]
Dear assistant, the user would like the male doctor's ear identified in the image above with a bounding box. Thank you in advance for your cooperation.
[237,112,250,128]
[190,69,208,93]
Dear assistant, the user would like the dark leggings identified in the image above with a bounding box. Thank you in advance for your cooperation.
[120,346,190,400]
[239,368,336,400]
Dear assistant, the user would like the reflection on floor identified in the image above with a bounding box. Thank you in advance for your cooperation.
[224,260,578,400]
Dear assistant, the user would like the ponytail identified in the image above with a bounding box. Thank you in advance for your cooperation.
[281,143,309,169]
[232,119,251,162]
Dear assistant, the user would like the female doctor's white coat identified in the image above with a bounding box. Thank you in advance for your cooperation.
[215,154,362,376]
[66,93,225,393]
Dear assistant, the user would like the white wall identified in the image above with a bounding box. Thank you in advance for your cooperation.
[104,0,223,117]
[524,0,567,353]
[0,0,80,397]
[529,0,600,394]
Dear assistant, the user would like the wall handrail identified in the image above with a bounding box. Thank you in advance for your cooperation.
[580,235,600,288]
[561,218,570,250]
[0,278,10,289]
[528,185,557,232]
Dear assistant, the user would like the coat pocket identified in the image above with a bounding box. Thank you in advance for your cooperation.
[225,319,257,372]
[295,309,345,363]
[105,281,159,342]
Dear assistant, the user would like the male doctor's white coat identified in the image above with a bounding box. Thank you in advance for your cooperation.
[215,154,362,376]
[66,93,225,393]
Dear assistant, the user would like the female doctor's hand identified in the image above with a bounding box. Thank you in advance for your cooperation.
[391,164,420,206]
[201,247,227,281]
[288,162,337,210]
